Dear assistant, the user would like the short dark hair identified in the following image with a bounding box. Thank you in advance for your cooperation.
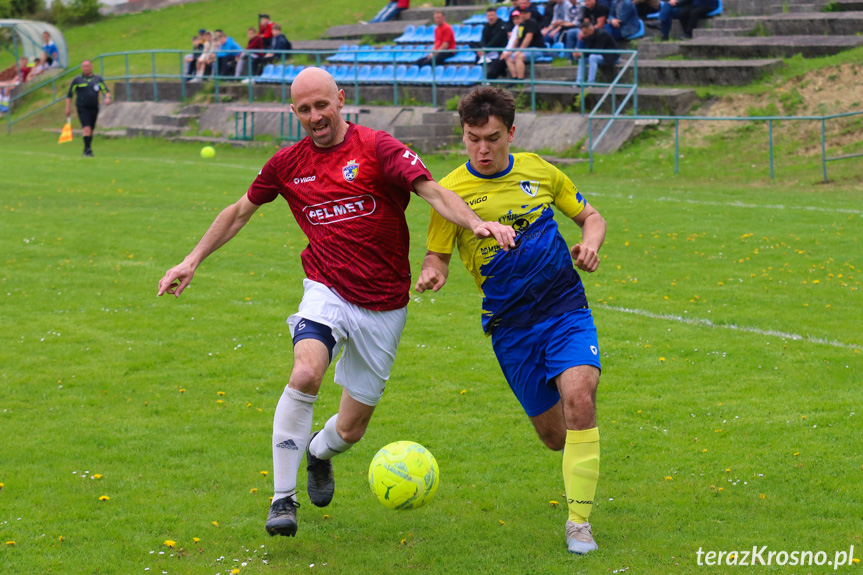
[457,86,516,130]
[486,6,496,12]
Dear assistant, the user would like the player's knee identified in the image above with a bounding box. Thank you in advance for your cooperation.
[537,427,565,451]
[337,425,365,445]
[288,364,323,394]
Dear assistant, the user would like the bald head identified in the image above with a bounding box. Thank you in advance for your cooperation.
[290,66,348,148]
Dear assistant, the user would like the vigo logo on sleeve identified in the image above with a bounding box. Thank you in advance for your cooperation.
[303,195,376,225]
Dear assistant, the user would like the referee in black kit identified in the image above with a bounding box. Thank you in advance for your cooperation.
[65,60,111,157]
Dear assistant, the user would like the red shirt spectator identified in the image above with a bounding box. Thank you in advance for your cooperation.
[397,0,410,8]
[434,19,456,52]
[247,32,265,56]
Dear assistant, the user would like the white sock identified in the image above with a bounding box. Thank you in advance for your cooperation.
[309,413,352,460]
[272,386,317,502]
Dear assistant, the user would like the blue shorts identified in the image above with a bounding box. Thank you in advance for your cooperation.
[491,309,601,417]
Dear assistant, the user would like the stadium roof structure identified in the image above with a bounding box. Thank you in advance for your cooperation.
[0,19,68,69]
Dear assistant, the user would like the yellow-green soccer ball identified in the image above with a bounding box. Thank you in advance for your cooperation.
[368,441,439,510]
[200,145,215,159]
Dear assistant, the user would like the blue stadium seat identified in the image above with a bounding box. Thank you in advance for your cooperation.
[394,25,416,43]
[380,65,396,82]
[257,64,274,81]
[462,12,486,25]
[708,0,723,17]
[438,66,458,84]
[466,65,483,85]
[421,25,436,43]
[403,64,420,83]
[326,45,347,62]
[395,64,408,82]
[367,65,383,82]
[285,65,304,82]
[497,6,511,20]
[416,65,433,83]
[269,64,284,83]
[469,24,483,43]
[379,45,395,63]
[626,18,645,40]
[537,4,545,15]
[452,65,470,85]
[408,25,427,43]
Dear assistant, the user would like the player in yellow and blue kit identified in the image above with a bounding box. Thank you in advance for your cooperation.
[416,86,608,555]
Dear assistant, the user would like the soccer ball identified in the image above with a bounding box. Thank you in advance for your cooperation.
[368,441,439,510]
[200,145,215,159]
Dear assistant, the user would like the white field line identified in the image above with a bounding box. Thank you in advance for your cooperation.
[11,149,259,171]
[595,304,863,351]
[590,192,863,216]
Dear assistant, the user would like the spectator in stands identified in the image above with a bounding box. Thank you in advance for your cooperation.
[185,30,206,78]
[518,0,550,27]
[30,57,48,78]
[542,0,576,45]
[416,11,456,68]
[236,27,266,77]
[477,7,510,62]
[605,0,640,41]
[264,23,292,66]
[17,57,31,83]
[582,0,610,28]
[658,0,719,40]
[0,87,9,114]
[574,18,619,84]
[561,2,585,57]
[42,32,61,68]
[369,0,410,23]
[259,14,274,50]
[215,29,243,76]
[634,0,660,19]
[191,31,216,81]
[477,7,511,79]
[503,9,546,83]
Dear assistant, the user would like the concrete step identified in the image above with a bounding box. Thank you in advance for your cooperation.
[393,123,459,138]
[401,5,486,24]
[636,40,683,59]
[533,58,783,87]
[293,40,353,51]
[692,27,754,39]
[126,125,185,137]
[323,20,428,42]
[834,0,863,9]
[712,12,863,35]
[152,113,198,127]
[680,35,863,59]
[422,111,459,125]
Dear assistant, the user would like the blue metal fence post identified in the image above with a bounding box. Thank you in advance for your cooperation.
[431,53,438,109]
[633,51,638,115]
[821,118,828,183]
[768,119,774,179]
[674,119,680,175]
[151,52,158,101]
[530,50,536,113]
[125,54,131,101]
[179,52,186,101]
[588,117,594,173]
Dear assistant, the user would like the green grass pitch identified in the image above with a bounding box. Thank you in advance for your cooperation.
[0,129,861,574]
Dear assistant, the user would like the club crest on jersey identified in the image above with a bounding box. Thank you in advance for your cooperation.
[342,159,360,183]
[519,180,540,197]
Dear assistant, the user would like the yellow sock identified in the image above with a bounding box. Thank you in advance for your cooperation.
[562,428,600,524]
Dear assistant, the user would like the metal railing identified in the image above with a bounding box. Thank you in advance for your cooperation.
[6,46,638,131]
[588,111,863,183]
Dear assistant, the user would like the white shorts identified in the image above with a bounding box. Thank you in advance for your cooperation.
[287,279,408,406]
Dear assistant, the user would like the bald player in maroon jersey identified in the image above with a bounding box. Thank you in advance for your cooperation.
[158,67,515,538]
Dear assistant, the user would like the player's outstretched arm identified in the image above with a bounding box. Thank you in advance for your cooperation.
[413,178,516,250]
[570,201,607,273]
[415,251,452,293]
[157,194,260,298]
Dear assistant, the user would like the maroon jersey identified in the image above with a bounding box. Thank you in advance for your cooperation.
[247,123,433,311]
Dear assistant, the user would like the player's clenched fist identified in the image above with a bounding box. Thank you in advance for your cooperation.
[415,268,447,293]
[570,244,600,273]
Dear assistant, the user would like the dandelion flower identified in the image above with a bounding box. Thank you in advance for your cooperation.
[400,538,407,545]
[179,389,186,393]
[250,488,258,494]
[99,495,110,501]
[217,391,226,396]
[193,537,200,544]
[0,483,4,489]
[164,540,176,548]
[793,452,800,456]
[5,541,15,546]
[853,558,860,564]
[58,536,65,542]
[499,520,505,526]
[759,494,765,499]
[260,471,268,476]
[659,357,666,362]
[459,389,466,395]
[232,570,240,574]
[549,500,559,506]
[665,476,673,481]
[212,521,219,527]
[92,474,102,480]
